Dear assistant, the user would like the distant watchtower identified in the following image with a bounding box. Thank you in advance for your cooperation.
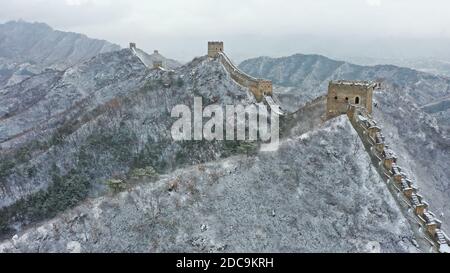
[208,41,224,58]
[129,42,136,50]
[153,60,163,69]
[326,80,377,118]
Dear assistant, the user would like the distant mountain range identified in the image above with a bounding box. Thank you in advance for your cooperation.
[0,20,120,88]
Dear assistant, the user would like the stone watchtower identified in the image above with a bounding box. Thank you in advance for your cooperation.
[129,42,136,50]
[326,80,377,118]
[208,41,224,58]
[257,79,273,96]
[153,60,163,69]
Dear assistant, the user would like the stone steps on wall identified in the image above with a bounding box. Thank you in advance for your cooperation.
[347,105,450,253]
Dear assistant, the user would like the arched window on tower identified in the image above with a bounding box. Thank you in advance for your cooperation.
[355,97,360,104]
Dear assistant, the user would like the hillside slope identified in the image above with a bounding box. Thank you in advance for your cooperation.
[0,116,420,253]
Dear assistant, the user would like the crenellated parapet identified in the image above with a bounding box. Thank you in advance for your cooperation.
[347,105,450,253]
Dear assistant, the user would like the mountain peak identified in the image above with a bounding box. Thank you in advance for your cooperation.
[3,20,53,30]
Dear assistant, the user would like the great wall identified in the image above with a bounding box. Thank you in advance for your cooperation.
[127,41,450,252]
[348,105,450,253]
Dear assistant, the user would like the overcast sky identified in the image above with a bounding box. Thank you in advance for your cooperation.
[1,0,449,62]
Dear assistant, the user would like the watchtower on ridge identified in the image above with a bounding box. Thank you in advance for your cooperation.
[327,80,377,118]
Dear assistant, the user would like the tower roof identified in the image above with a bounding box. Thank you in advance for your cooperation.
[330,80,377,88]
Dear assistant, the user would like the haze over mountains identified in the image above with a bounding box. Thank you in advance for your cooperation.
[132,48,182,70]
[0,21,449,253]
[0,21,120,68]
